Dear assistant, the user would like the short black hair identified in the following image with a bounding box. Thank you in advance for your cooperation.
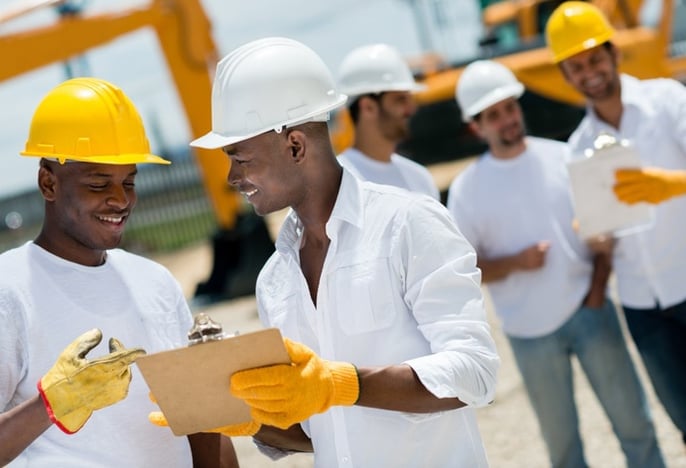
[348,93,385,124]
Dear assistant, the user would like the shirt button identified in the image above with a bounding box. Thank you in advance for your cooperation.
[342,456,350,463]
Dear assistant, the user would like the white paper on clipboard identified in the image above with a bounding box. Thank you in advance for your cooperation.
[566,141,654,240]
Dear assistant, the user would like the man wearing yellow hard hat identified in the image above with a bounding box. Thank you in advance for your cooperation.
[0,78,238,466]
[546,1,686,448]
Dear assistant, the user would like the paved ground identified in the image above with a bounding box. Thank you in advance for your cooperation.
[155,242,686,468]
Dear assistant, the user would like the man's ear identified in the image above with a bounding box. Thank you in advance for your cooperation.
[468,120,483,139]
[358,95,379,118]
[287,129,306,163]
[37,163,57,202]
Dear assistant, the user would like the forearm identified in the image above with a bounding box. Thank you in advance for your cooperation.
[188,432,239,468]
[355,364,465,413]
[0,395,52,465]
[583,253,612,307]
[477,256,519,283]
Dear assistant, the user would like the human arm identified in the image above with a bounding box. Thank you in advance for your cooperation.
[613,168,686,204]
[0,395,52,465]
[0,329,144,464]
[234,198,499,428]
[477,241,550,282]
[582,235,614,308]
[187,432,240,468]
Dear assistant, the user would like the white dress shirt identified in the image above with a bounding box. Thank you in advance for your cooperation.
[338,147,440,200]
[255,169,499,467]
[568,74,686,309]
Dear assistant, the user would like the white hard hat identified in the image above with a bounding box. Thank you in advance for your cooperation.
[337,43,426,98]
[191,37,347,149]
[455,60,525,122]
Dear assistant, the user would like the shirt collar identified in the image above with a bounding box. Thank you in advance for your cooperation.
[586,74,655,123]
[274,168,364,255]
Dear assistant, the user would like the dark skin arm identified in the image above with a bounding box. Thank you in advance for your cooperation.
[251,365,462,453]
[582,236,614,308]
[0,395,52,465]
[582,252,612,308]
[188,433,240,468]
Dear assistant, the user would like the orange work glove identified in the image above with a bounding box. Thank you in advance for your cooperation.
[147,393,261,437]
[230,338,359,429]
[614,168,686,204]
[38,329,145,434]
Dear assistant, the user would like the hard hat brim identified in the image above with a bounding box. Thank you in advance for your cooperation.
[191,95,348,150]
[20,151,171,165]
[341,82,427,99]
[463,82,525,122]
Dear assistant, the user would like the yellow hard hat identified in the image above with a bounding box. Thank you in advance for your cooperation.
[21,77,169,165]
[545,1,615,64]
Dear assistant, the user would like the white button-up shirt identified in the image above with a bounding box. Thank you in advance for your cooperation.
[568,74,686,309]
[256,169,499,467]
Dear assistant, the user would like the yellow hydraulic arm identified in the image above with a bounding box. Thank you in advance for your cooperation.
[0,0,240,230]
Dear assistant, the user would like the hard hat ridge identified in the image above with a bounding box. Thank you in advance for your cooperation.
[456,60,525,122]
[21,77,169,165]
[545,1,615,63]
[337,43,426,98]
[191,37,347,149]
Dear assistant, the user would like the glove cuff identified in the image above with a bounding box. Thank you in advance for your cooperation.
[37,380,81,435]
[329,362,360,407]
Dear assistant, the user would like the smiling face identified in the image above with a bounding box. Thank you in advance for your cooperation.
[559,43,620,103]
[224,130,306,216]
[470,97,526,158]
[37,160,138,266]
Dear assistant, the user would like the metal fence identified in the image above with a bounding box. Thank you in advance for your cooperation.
[0,158,218,256]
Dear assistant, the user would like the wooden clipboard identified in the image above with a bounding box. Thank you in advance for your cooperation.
[136,328,289,436]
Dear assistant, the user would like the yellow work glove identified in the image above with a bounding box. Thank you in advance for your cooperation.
[230,338,359,429]
[614,168,686,204]
[38,329,145,434]
[148,409,261,437]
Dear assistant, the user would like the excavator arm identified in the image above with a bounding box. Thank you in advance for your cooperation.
[0,0,240,230]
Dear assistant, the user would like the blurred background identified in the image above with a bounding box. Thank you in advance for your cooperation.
[2,1,686,465]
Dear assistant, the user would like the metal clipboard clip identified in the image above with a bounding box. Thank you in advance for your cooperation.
[566,132,654,239]
[187,312,238,346]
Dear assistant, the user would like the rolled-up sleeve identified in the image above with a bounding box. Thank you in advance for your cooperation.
[398,198,500,407]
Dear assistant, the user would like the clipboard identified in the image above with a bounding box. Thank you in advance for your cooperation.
[136,327,290,436]
[566,134,654,240]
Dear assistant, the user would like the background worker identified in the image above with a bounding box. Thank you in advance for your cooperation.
[546,1,686,445]
[336,43,440,200]
[446,60,665,468]
[0,78,237,467]
[173,36,500,467]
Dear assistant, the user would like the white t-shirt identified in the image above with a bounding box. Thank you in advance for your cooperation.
[447,137,593,338]
[256,170,499,468]
[568,74,686,309]
[0,242,193,467]
[338,147,440,200]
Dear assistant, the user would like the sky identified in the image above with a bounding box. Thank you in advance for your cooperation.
[0,0,482,197]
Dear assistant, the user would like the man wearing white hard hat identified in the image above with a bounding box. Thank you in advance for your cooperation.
[150,37,499,467]
[446,60,665,468]
[336,43,439,200]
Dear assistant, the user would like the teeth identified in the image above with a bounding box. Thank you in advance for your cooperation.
[243,189,257,197]
[98,216,123,223]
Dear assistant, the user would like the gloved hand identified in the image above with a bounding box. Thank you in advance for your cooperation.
[38,328,145,434]
[614,168,686,204]
[148,409,261,437]
[230,338,359,429]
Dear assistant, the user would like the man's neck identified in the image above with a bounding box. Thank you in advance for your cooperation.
[489,139,527,160]
[592,98,623,130]
[353,132,395,163]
